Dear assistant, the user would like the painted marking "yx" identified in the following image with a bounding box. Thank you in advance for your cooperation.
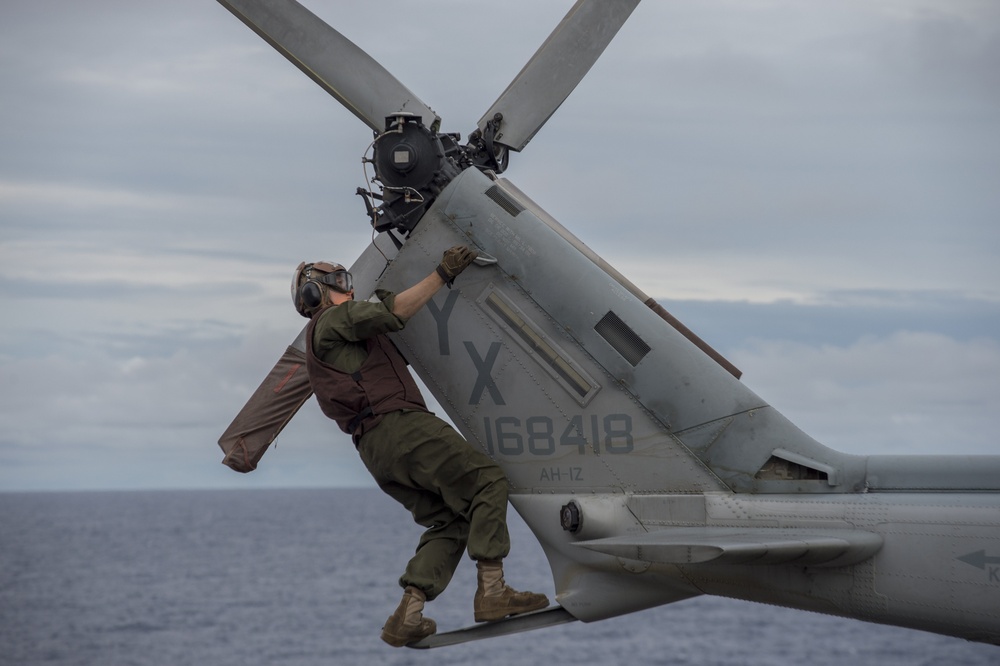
[465,341,505,406]
[426,290,460,355]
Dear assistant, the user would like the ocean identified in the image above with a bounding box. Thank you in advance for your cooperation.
[1,488,996,666]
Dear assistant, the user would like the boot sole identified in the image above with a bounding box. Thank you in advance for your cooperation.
[474,598,549,623]
[381,628,436,647]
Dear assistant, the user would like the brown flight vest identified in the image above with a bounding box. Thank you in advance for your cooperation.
[305,309,428,445]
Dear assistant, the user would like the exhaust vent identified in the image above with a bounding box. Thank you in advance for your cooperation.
[755,449,836,485]
[595,311,650,366]
[485,185,525,217]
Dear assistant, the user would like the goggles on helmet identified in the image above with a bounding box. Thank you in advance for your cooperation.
[311,266,353,294]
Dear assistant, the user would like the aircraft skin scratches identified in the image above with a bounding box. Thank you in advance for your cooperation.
[214,0,1000,648]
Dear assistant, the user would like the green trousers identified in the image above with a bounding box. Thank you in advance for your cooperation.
[357,410,511,600]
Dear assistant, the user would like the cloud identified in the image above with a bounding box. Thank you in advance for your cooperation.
[0,323,370,491]
[0,0,997,490]
[731,331,1000,455]
[659,291,1000,348]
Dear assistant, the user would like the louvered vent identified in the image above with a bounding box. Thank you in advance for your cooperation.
[755,456,829,482]
[485,185,525,216]
[595,311,650,366]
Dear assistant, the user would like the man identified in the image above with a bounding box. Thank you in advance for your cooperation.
[292,246,548,647]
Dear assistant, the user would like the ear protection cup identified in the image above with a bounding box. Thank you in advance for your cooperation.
[300,281,324,310]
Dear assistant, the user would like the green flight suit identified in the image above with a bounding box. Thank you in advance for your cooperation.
[312,291,511,600]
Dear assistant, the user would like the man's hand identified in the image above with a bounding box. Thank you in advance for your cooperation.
[392,246,479,319]
[436,245,478,285]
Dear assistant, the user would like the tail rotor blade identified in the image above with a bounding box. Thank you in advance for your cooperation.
[477,0,640,152]
[217,332,313,473]
[217,0,440,132]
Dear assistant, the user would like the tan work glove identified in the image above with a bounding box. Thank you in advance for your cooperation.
[436,245,478,286]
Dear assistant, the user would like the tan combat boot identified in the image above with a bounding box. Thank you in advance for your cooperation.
[380,586,437,647]
[473,560,549,623]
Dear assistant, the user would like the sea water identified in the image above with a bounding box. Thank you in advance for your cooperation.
[1,489,996,666]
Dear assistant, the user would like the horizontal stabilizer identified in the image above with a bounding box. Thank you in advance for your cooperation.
[408,606,577,649]
[575,527,883,568]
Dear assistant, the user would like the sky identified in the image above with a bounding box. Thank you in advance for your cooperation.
[1,0,998,492]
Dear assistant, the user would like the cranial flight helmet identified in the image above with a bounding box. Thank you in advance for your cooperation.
[291,261,354,318]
